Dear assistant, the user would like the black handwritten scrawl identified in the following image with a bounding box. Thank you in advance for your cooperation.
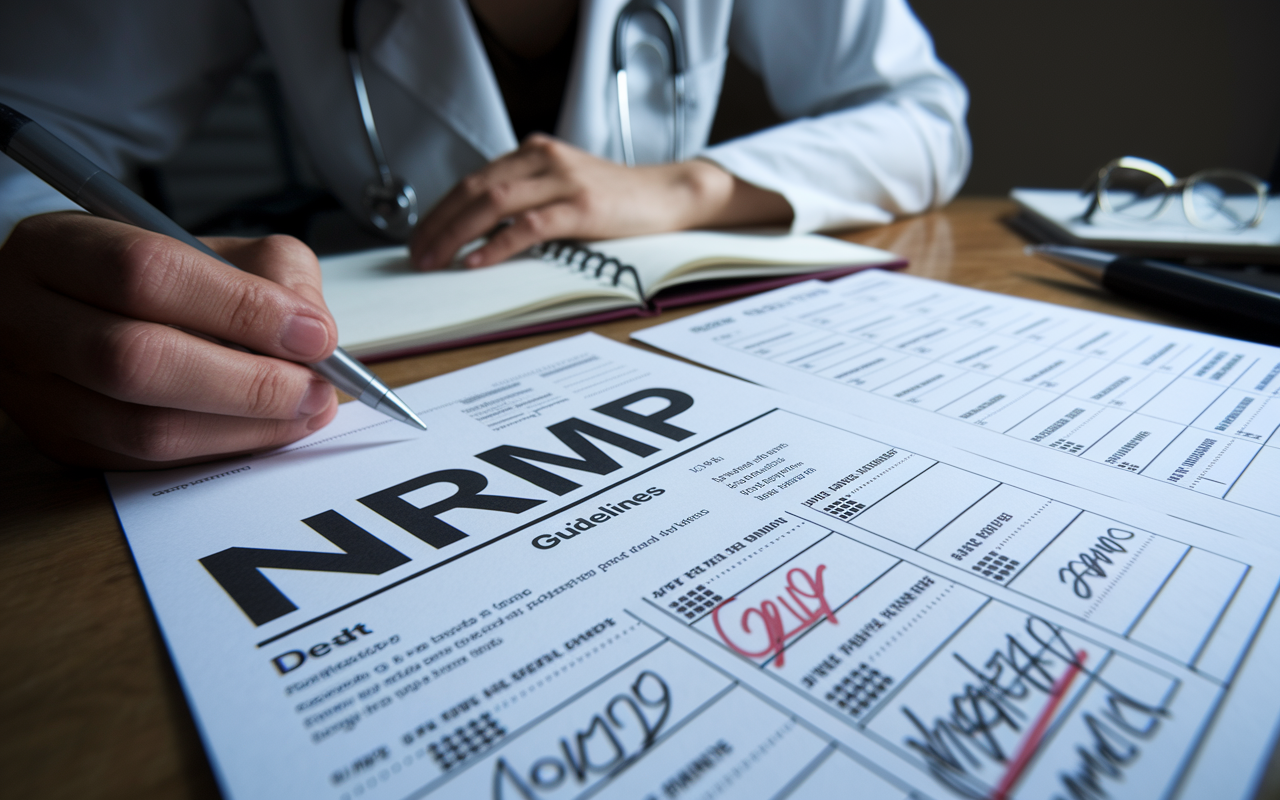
[428,712,506,771]
[826,663,893,718]
[670,585,723,620]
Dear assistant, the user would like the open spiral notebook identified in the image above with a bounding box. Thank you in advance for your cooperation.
[320,230,904,360]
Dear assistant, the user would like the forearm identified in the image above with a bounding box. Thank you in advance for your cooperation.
[701,84,969,233]
[719,0,971,233]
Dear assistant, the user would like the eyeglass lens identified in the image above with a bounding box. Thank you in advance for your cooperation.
[1098,166,1170,220]
[1185,172,1264,231]
[1096,160,1265,231]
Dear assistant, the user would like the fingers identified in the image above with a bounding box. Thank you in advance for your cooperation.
[415,136,556,242]
[0,212,341,468]
[466,203,580,266]
[7,286,336,421]
[410,135,576,270]
[0,365,338,469]
[16,215,336,363]
[418,175,576,270]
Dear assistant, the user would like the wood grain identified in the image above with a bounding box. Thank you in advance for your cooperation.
[0,198,1265,798]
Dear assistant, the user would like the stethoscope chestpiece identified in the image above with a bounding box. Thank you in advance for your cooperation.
[343,0,419,238]
[361,174,418,238]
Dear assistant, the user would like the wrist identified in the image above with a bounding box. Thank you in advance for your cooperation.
[660,158,793,230]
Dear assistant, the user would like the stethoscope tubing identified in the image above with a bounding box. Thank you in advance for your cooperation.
[342,0,396,189]
[613,0,687,167]
[341,0,419,236]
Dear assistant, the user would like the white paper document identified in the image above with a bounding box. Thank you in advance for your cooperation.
[105,335,1280,800]
[634,270,1280,540]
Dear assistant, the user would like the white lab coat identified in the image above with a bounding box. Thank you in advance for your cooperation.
[0,0,969,244]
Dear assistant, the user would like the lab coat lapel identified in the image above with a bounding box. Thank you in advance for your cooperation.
[369,0,516,159]
[558,0,627,160]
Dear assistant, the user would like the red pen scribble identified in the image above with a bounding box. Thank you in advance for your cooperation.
[990,649,1088,800]
[712,565,835,668]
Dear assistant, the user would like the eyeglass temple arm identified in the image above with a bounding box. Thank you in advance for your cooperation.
[1077,170,1104,223]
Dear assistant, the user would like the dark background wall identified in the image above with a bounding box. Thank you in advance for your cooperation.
[712,0,1280,195]
[911,0,1280,194]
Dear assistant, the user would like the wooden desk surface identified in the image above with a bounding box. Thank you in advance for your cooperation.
[0,197,1267,799]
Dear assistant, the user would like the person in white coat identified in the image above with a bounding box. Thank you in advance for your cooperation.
[0,0,969,468]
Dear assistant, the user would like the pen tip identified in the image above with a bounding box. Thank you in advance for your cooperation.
[374,392,428,431]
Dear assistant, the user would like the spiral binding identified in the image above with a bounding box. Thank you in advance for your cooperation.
[533,240,644,295]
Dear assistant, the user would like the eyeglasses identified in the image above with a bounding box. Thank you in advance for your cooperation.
[1079,156,1269,231]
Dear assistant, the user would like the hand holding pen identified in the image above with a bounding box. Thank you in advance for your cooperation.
[0,102,424,469]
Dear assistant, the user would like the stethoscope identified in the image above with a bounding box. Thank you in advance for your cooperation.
[341,0,687,235]
[613,0,687,167]
[342,0,419,238]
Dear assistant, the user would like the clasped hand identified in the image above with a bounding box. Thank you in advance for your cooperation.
[410,134,790,270]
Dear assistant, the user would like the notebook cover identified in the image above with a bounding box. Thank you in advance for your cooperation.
[647,259,908,312]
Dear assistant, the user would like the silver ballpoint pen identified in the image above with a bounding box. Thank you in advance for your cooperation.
[0,102,426,431]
